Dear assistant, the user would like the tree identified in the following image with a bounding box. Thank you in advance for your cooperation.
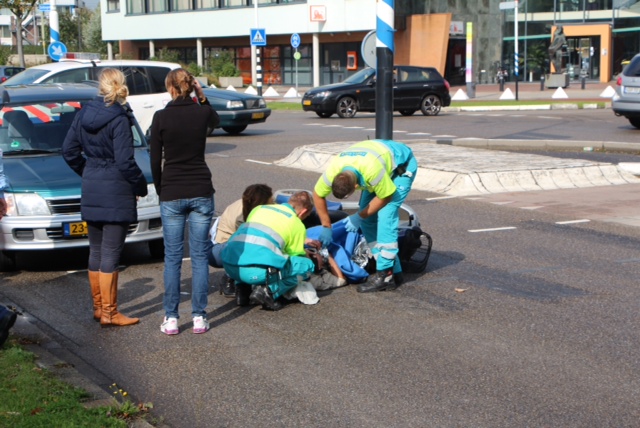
[0,0,39,67]
[84,5,117,57]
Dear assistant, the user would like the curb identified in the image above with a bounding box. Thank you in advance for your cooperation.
[3,301,158,428]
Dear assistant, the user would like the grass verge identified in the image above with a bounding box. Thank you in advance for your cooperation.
[0,338,152,427]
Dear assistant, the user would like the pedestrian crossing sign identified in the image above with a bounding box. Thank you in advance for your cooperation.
[250,28,267,46]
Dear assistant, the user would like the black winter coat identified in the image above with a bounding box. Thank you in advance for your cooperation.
[62,98,148,223]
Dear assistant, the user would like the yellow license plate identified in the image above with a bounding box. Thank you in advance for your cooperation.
[252,112,265,119]
[303,100,311,106]
[63,221,88,237]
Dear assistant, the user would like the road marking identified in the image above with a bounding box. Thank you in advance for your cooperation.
[246,159,271,165]
[365,128,375,131]
[407,132,432,136]
[344,126,365,129]
[520,206,543,210]
[211,153,229,158]
[465,197,485,200]
[432,134,458,138]
[325,125,342,127]
[491,201,514,205]
[426,195,457,201]
[304,123,324,126]
[468,226,517,233]
[556,219,590,225]
[393,130,408,133]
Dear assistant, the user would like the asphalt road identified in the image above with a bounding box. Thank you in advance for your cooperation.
[2,109,640,427]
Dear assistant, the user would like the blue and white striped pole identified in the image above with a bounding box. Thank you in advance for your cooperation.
[50,0,60,44]
[514,0,519,100]
[375,0,394,140]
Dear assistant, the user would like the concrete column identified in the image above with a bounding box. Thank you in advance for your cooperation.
[149,40,155,59]
[313,33,320,87]
[197,38,203,69]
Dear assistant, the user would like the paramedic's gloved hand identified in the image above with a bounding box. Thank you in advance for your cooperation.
[318,226,333,248]
[345,213,364,233]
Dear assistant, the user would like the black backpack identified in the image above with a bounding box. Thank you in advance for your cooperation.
[0,305,18,348]
[398,226,433,273]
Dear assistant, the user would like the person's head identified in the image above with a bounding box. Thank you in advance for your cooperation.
[98,68,128,106]
[288,191,314,221]
[331,171,357,199]
[165,68,196,100]
[242,183,273,221]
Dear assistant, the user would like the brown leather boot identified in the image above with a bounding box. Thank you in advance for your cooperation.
[99,271,139,327]
[89,270,101,322]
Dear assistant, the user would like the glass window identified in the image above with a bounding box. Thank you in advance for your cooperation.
[0,26,10,38]
[127,0,145,13]
[146,66,172,93]
[149,0,167,12]
[121,67,152,95]
[43,68,92,84]
[196,0,218,8]
[172,0,192,10]
[225,0,246,7]
[107,0,120,11]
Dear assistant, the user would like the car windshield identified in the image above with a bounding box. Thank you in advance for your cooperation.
[0,102,145,155]
[342,68,376,84]
[0,68,49,86]
[625,58,640,77]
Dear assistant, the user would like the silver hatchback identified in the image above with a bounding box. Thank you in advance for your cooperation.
[612,53,640,129]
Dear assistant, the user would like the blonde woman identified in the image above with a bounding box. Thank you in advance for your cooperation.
[63,68,148,327]
[150,68,219,335]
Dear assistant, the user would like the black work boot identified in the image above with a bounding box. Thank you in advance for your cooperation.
[249,285,283,311]
[219,274,236,298]
[235,283,251,307]
[357,269,397,293]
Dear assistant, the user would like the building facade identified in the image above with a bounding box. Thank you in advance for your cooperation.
[100,0,640,86]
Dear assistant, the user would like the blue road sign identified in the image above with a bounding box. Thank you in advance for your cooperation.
[48,41,67,61]
[38,3,50,11]
[291,33,300,49]
[250,29,267,46]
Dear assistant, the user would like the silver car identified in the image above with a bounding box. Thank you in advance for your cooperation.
[612,53,640,129]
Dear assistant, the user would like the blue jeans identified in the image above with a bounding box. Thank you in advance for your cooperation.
[161,196,214,319]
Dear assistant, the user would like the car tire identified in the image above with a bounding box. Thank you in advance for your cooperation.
[149,239,164,259]
[420,94,442,116]
[336,96,358,118]
[399,110,416,116]
[0,251,17,272]
[628,118,640,129]
[316,112,333,118]
[222,125,248,135]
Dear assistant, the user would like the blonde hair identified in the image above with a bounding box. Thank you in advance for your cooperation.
[165,68,195,100]
[98,68,129,106]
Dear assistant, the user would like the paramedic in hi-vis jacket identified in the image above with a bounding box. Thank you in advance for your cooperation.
[221,191,316,311]
[313,139,417,293]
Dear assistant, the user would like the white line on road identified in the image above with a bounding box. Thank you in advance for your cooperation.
[393,130,408,133]
[555,219,591,225]
[520,206,543,210]
[468,226,517,233]
[432,135,458,138]
[246,159,271,165]
[325,125,342,127]
[426,196,457,201]
[304,123,324,126]
[491,201,514,205]
[407,132,432,136]
[344,126,365,129]
[211,154,229,157]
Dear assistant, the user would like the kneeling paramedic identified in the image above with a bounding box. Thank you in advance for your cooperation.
[312,139,417,292]
[221,191,316,310]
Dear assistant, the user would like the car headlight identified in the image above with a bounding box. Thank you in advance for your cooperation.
[5,193,51,216]
[137,184,159,208]
[258,98,266,108]
[314,91,331,98]
[226,100,244,109]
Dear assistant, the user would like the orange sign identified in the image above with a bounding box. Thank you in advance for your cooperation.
[310,5,326,22]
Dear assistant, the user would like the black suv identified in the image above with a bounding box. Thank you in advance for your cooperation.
[302,65,451,118]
